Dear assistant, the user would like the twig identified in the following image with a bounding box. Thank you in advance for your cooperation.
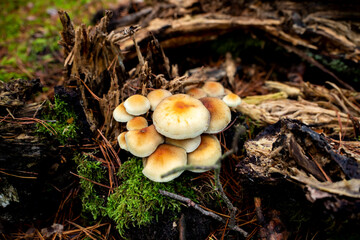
[97,129,121,167]
[179,213,186,240]
[70,171,112,189]
[0,170,37,179]
[159,190,248,237]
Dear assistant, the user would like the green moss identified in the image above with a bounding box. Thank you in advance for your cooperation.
[73,153,107,220]
[106,157,196,236]
[307,51,360,83]
[37,95,79,145]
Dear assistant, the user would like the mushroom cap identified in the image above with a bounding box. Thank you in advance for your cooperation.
[165,135,201,153]
[124,94,151,116]
[142,144,187,182]
[222,93,242,108]
[224,88,233,95]
[186,87,207,99]
[126,116,148,131]
[202,81,225,97]
[147,89,172,111]
[152,94,210,139]
[125,125,164,157]
[200,97,231,134]
[187,135,222,173]
[113,103,135,122]
[117,132,128,151]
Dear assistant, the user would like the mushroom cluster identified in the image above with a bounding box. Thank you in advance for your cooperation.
[113,82,242,182]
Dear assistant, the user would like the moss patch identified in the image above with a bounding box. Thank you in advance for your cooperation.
[37,95,79,145]
[106,157,196,236]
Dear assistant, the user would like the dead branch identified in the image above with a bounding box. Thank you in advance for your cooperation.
[159,190,249,238]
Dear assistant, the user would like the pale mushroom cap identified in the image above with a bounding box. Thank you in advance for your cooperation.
[142,144,187,182]
[117,132,128,151]
[186,87,207,99]
[153,94,210,139]
[126,116,148,131]
[124,94,151,116]
[200,97,231,134]
[187,135,222,173]
[222,93,242,108]
[125,125,164,157]
[202,81,225,97]
[147,89,172,111]
[113,103,135,122]
[165,135,201,153]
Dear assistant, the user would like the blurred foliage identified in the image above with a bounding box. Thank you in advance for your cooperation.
[0,0,118,82]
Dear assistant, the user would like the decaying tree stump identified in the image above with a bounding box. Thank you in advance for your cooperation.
[1,0,360,237]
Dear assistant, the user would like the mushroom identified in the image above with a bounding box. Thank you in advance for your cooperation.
[117,132,128,151]
[222,93,242,108]
[202,81,225,98]
[113,103,135,122]
[124,94,151,116]
[187,135,222,173]
[186,87,207,99]
[224,88,233,95]
[200,97,231,134]
[126,116,148,131]
[147,89,172,111]
[152,94,210,139]
[142,144,187,182]
[125,125,164,157]
[165,135,201,153]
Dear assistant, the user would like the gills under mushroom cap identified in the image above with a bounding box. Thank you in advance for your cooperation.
[142,144,187,182]
[125,125,164,157]
[187,135,222,173]
[152,94,210,139]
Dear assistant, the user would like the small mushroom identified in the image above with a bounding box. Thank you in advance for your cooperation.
[117,132,128,151]
[147,89,172,111]
[113,103,135,122]
[200,97,231,134]
[153,94,210,139]
[202,81,225,98]
[142,144,187,182]
[126,116,148,131]
[222,93,242,108]
[165,135,201,153]
[187,135,222,173]
[124,94,151,116]
[125,125,164,157]
[186,87,207,99]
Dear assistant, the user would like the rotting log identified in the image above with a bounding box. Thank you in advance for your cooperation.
[103,0,360,90]
[0,79,69,230]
